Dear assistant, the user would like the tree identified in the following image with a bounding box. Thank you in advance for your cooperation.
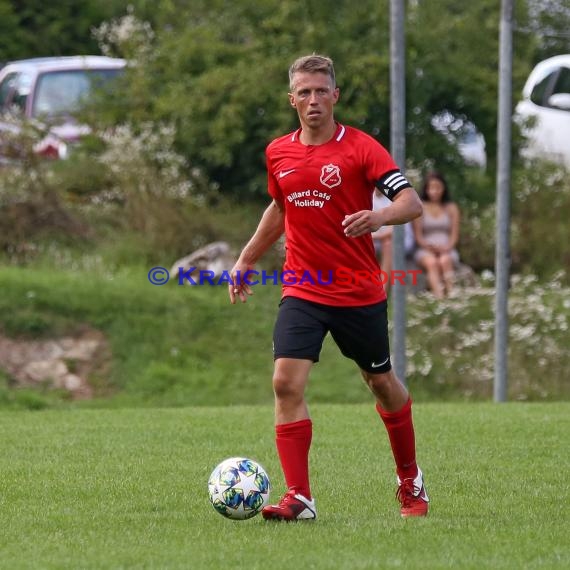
[526,0,570,61]
[0,0,129,62]
[99,0,546,201]
[94,0,395,198]
[0,0,22,64]
[4,0,548,203]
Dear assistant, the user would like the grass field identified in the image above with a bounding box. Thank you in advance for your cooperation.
[1,402,568,569]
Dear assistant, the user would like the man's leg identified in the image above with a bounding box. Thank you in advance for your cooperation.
[273,357,313,498]
[262,357,317,520]
[362,369,417,480]
[362,369,429,517]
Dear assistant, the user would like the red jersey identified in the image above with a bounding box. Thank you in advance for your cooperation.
[266,123,408,307]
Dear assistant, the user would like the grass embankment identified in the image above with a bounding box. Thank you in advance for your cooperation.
[0,403,568,569]
[0,265,569,409]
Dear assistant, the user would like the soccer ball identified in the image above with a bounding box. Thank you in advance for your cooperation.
[208,457,271,520]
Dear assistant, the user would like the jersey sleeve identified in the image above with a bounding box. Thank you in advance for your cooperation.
[266,147,282,201]
[364,138,413,201]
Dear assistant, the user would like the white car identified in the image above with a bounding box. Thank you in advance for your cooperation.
[515,54,570,167]
[0,56,125,161]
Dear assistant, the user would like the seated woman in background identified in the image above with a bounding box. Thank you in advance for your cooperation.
[413,171,460,299]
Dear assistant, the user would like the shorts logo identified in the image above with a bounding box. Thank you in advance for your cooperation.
[320,164,342,189]
[371,356,390,368]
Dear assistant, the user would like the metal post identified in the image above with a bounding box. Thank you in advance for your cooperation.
[390,0,407,384]
[494,0,513,402]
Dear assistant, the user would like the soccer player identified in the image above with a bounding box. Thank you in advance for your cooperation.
[228,54,428,520]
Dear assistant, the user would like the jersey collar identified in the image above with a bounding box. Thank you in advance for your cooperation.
[291,122,346,144]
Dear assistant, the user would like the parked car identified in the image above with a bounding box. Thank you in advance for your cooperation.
[515,54,570,167]
[0,55,125,161]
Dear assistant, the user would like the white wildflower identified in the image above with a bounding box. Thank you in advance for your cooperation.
[481,269,495,283]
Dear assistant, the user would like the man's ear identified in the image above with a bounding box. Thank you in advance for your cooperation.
[288,93,296,108]
[333,87,340,104]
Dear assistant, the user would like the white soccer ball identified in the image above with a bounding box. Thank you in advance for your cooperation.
[208,457,271,520]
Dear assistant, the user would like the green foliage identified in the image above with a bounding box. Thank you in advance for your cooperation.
[2,0,559,204]
[0,0,128,62]
[457,204,496,273]
[406,275,570,401]
[89,0,536,200]
[1,119,569,280]
[0,129,91,253]
[1,0,564,202]
[126,0,388,198]
[0,1,20,63]
[0,404,568,568]
[0,116,228,262]
[454,162,570,277]
[0,371,69,410]
[0,266,568,410]
[525,0,570,62]
[512,161,570,278]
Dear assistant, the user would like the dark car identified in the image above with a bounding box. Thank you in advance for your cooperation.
[0,55,125,161]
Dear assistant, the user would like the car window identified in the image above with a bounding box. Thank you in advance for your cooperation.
[32,68,122,118]
[0,72,18,110]
[7,72,33,115]
[0,72,31,114]
[551,67,570,96]
[530,70,558,107]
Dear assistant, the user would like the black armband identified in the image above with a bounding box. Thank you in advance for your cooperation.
[375,169,412,200]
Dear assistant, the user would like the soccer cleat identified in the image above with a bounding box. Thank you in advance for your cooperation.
[396,467,429,517]
[261,490,317,521]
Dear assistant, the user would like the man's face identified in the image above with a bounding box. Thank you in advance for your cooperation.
[288,71,339,129]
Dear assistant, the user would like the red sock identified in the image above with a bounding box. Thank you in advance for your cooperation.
[376,398,418,481]
[275,419,312,499]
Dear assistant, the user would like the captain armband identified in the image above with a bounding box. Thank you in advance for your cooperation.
[375,170,413,200]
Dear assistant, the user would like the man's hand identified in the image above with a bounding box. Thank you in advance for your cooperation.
[342,210,383,238]
[343,188,422,238]
[228,260,255,304]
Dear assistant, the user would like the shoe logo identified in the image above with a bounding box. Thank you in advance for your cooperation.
[279,169,296,179]
[320,163,341,188]
[371,356,390,368]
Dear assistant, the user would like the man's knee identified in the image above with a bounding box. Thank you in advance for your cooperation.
[362,369,396,395]
[272,372,304,401]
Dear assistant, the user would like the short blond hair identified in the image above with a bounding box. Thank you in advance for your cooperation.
[288,54,336,91]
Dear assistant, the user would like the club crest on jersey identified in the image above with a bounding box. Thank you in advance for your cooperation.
[320,164,342,189]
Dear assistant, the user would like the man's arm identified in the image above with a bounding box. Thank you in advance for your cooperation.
[229,199,285,303]
[343,188,423,238]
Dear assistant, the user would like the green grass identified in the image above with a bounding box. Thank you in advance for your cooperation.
[0,265,372,408]
[1,266,569,408]
[0,402,568,569]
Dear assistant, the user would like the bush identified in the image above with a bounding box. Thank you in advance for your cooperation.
[511,161,570,282]
[0,119,230,265]
[458,201,496,273]
[457,161,570,282]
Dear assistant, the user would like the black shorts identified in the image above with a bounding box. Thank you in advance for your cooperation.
[273,296,392,374]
